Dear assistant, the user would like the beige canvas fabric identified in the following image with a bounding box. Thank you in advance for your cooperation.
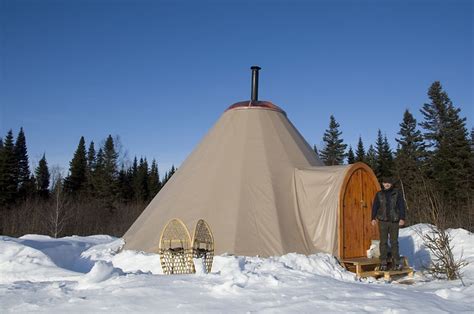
[124,105,351,257]
[293,166,350,256]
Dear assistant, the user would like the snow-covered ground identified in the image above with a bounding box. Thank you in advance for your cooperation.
[0,225,473,313]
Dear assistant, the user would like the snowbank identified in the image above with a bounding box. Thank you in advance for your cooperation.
[0,224,472,313]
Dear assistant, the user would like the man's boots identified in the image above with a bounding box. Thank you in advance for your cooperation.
[380,260,388,271]
[392,259,403,271]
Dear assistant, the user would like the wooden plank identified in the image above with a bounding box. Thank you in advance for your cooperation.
[342,256,409,267]
[342,257,381,265]
[357,268,414,279]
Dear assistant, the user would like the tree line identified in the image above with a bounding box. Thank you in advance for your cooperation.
[317,81,473,230]
[0,80,472,237]
[0,132,176,237]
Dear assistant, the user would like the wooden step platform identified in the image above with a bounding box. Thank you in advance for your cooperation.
[340,256,414,280]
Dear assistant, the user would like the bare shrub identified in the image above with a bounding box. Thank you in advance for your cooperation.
[44,166,71,238]
[418,177,468,284]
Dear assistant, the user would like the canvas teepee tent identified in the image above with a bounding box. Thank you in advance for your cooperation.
[124,67,379,258]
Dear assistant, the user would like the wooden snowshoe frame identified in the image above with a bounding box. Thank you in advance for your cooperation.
[159,218,195,275]
[191,219,215,273]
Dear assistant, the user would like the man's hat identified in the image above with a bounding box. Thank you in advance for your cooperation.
[381,177,396,184]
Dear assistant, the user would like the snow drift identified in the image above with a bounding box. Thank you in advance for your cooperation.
[0,224,473,313]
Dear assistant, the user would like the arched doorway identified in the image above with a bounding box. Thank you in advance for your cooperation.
[339,163,380,259]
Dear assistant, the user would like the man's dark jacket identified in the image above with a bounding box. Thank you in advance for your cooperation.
[371,187,406,222]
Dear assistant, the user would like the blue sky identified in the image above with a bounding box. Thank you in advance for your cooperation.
[1,0,472,173]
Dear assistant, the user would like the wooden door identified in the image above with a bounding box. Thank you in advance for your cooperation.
[342,166,379,259]
[361,169,379,253]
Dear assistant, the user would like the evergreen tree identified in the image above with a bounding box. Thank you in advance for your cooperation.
[162,165,176,187]
[64,136,88,194]
[395,110,426,172]
[396,110,425,158]
[92,147,105,197]
[35,154,50,199]
[470,128,474,154]
[355,136,365,162]
[420,82,449,147]
[375,130,394,179]
[419,81,472,208]
[394,110,427,223]
[470,128,474,190]
[103,135,118,179]
[14,128,34,198]
[365,145,377,172]
[134,158,149,202]
[102,135,118,200]
[132,156,138,179]
[313,145,319,157]
[347,146,355,164]
[95,148,104,175]
[0,130,18,205]
[383,136,394,170]
[470,127,474,168]
[94,136,119,204]
[319,115,347,165]
[85,141,96,195]
[148,159,161,200]
[86,141,96,174]
[117,164,133,203]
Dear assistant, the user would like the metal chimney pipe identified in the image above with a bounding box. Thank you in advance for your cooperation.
[250,66,261,102]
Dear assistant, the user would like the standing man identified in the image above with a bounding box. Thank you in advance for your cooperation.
[371,177,406,271]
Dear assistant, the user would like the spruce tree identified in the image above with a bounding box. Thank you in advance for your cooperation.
[470,128,474,154]
[94,136,119,204]
[355,136,365,162]
[15,128,34,198]
[35,154,50,199]
[102,135,118,201]
[134,157,149,202]
[117,164,133,203]
[470,128,474,180]
[383,136,394,171]
[375,130,394,179]
[87,141,96,174]
[420,81,448,147]
[92,148,105,197]
[395,110,427,222]
[132,156,138,179]
[148,159,160,200]
[162,165,176,187]
[64,136,88,194]
[347,146,355,164]
[470,128,474,192]
[85,141,96,195]
[96,148,104,172]
[103,135,118,179]
[0,130,18,205]
[397,110,425,157]
[419,81,472,210]
[319,115,347,165]
[365,145,377,172]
